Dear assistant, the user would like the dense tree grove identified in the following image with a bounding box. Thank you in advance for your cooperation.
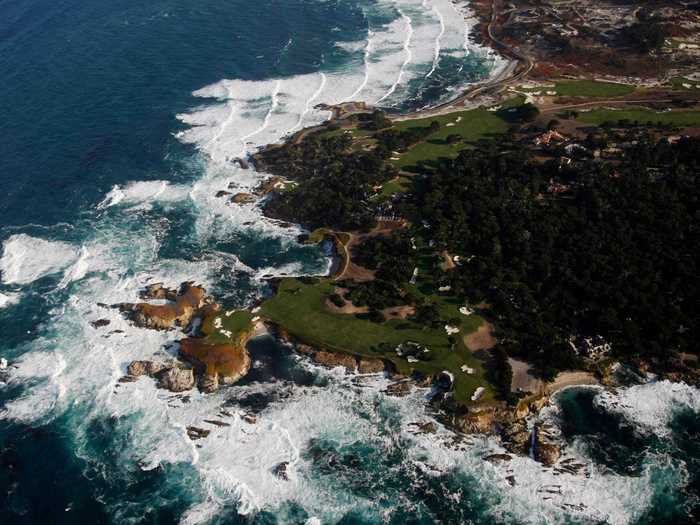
[354,232,416,285]
[257,134,395,230]
[418,136,699,377]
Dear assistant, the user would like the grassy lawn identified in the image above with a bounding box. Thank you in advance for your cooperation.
[577,107,700,127]
[520,80,635,97]
[388,108,510,171]
[380,175,413,197]
[667,77,700,90]
[201,310,254,344]
[260,278,494,405]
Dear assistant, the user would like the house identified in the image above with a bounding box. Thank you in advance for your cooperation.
[534,130,566,146]
[569,335,612,361]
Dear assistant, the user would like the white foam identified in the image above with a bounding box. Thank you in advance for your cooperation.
[253,261,305,281]
[0,234,79,285]
[594,380,700,437]
[0,291,20,309]
[98,180,190,210]
[425,0,445,78]
[1,349,67,422]
[377,11,414,104]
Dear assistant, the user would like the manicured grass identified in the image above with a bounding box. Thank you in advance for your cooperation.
[389,108,510,170]
[668,77,700,90]
[380,176,412,197]
[520,80,635,97]
[306,228,331,244]
[201,310,254,344]
[260,278,493,405]
[553,80,635,97]
[577,108,700,127]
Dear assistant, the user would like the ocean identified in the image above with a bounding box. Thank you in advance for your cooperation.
[0,1,698,523]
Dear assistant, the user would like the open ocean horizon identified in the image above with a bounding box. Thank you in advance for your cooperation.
[1,1,698,523]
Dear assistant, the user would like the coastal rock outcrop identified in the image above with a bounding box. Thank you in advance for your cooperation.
[123,360,195,393]
[179,336,252,393]
[156,367,195,392]
[312,350,356,372]
[288,340,387,375]
[272,461,290,481]
[116,282,208,330]
[186,426,210,440]
[450,408,502,434]
[532,423,562,466]
[115,283,254,393]
[231,193,256,204]
[358,357,385,374]
[127,360,167,377]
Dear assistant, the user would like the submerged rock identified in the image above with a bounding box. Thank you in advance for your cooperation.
[231,192,256,204]
[90,319,111,328]
[186,426,210,440]
[484,453,513,463]
[385,381,412,397]
[272,461,290,481]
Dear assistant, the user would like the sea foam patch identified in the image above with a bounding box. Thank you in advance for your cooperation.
[0,291,20,309]
[0,234,79,285]
[595,380,700,437]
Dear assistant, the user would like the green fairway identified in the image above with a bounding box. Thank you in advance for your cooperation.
[520,80,635,97]
[577,107,700,127]
[668,77,700,90]
[553,80,635,97]
[388,108,510,170]
[261,278,494,405]
[201,309,254,344]
[379,175,412,197]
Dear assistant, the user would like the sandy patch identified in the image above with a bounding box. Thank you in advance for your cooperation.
[546,371,599,394]
[464,321,496,352]
[440,250,456,271]
[324,287,369,315]
[382,305,415,320]
[509,357,544,394]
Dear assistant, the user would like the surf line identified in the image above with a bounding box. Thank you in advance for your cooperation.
[207,83,237,151]
[343,19,373,103]
[424,0,444,78]
[377,10,413,104]
[292,72,328,134]
[238,80,281,155]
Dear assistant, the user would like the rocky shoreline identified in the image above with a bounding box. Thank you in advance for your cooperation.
[112,282,254,393]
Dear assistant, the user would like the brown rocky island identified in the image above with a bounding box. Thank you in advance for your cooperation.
[115,282,255,393]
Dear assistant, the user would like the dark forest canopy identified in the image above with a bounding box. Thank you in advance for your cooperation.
[258,134,395,231]
[416,136,699,376]
[258,121,698,379]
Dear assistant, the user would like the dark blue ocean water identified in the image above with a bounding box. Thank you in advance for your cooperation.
[0,0,361,228]
[1,1,699,524]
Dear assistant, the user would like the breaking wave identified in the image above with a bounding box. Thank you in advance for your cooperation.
[0,234,80,285]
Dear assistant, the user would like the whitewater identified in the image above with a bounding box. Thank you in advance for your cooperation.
[0,1,698,523]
